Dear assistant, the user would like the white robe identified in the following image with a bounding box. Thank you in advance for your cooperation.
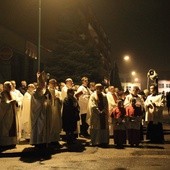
[49,88,62,142]
[106,92,117,114]
[87,91,109,145]
[11,89,23,140]
[61,85,68,101]
[106,92,117,135]
[30,89,52,145]
[124,93,144,108]
[21,92,32,139]
[77,85,92,114]
[144,94,164,123]
[0,92,17,146]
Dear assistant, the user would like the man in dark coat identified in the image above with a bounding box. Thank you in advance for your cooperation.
[62,89,80,144]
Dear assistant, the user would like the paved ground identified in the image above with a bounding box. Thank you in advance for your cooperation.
[0,109,170,170]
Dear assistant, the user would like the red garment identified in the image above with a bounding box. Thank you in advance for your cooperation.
[112,107,126,119]
[126,105,135,117]
[126,105,143,117]
[112,107,126,146]
[126,105,141,145]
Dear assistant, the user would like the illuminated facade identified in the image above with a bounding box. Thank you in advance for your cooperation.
[158,80,170,93]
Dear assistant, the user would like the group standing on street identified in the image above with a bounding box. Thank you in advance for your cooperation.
[0,71,166,151]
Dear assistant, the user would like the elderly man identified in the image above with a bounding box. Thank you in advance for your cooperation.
[87,83,109,147]
[48,79,62,147]
[0,81,17,149]
[30,71,52,148]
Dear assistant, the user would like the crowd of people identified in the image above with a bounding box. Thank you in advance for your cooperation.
[0,71,166,150]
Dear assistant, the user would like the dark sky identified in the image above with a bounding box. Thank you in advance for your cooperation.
[87,0,170,81]
[0,0,170,86]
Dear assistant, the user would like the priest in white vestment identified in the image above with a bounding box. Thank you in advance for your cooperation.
[87,83,109,147]
[48,79,62,146]
[144,84,165,143]
[30,71,52,148]
[76,77,92,137]
[21,84,35,140]
[106,86,118,136]
[10,80,23,141]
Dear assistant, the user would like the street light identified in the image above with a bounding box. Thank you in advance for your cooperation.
[131,71,136,76]
[123,55,130,62]
[38,0,41,72]
[134,77,139,82]
[119,55,131,90]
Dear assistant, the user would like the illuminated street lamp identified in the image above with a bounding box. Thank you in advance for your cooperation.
[121,55,130,86]
[131,71,140,84]
[131,71,136,76]
[123,55,130,62]
[134,77,139,82]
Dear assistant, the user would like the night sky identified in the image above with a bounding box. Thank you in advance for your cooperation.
[0,0,170,87]
[88,0,170,83]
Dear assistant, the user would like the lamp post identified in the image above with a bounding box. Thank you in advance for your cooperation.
[38,0,41,72]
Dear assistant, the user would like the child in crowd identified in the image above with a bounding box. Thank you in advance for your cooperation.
[111,100,126,148]
[126,98,143,147]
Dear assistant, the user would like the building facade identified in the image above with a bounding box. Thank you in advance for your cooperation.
[158,80,170,94]
[0,0,112,85]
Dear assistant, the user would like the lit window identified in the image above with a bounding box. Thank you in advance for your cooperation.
[166,84,170,88]
[158,84,164,88]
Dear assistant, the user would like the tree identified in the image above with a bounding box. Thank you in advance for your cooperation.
[110,62,122,90]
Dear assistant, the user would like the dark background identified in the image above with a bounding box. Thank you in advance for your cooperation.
[0,0,170,88]
[88,0,170,87]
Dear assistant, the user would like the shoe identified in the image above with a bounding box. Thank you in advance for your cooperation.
[34,143,47,149]
[99,143,109,148]
[130,144,134,147]
[135,143,139,147]
[90,143,100,147]
[67,140,76,145]
[50,142,62,148]
[116,144,124,149]
[79,134,84,138]
[83,133,91,138]
[1,145,16,150]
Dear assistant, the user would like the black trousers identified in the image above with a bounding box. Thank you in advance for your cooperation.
[146,121,164,143]
[66,131,76,144]
[80,113,89,135]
